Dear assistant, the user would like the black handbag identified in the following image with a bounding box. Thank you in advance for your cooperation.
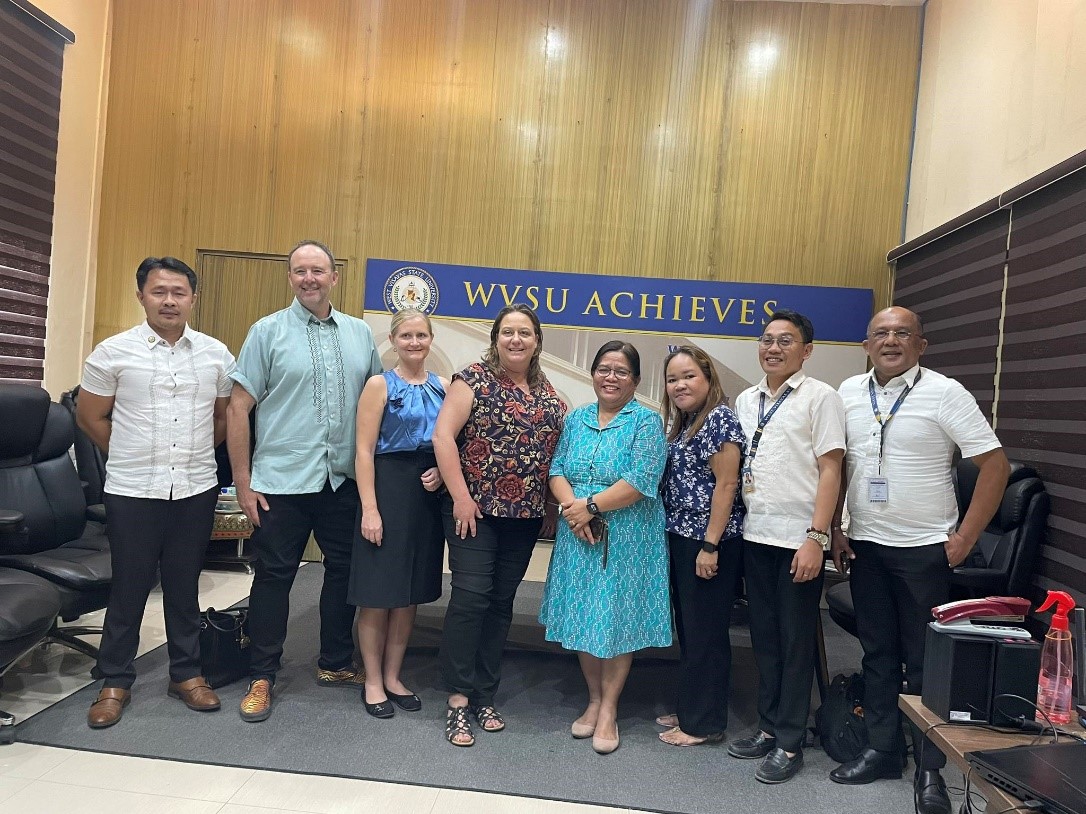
[199,606,251,689]
[816,672,869,763]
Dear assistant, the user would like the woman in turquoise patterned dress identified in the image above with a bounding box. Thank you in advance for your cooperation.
[540,340,672,755]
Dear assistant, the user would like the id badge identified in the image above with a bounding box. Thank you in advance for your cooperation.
[742,470,755,495]
[867,476,889,503]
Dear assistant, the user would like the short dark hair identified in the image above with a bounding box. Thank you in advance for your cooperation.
[287,240,335,268]
[767,308,814,344]
[135,256,198,293]
[591,340,641,378]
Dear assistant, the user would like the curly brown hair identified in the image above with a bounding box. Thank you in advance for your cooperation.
[482,303,545,387]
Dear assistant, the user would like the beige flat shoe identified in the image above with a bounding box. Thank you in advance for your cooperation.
[592,726,620,755]
[571,720,596,739]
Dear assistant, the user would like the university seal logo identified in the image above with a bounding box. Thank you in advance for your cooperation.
[383,267,439,315]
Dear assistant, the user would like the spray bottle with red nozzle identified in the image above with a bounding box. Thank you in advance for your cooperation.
[1035,590,1076,725]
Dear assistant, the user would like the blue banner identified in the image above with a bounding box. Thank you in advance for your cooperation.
[365,259,873,343]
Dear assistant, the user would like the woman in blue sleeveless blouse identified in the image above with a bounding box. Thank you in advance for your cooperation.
[349,309,447,719]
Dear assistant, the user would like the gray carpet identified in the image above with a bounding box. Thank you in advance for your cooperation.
[16,566,917,813]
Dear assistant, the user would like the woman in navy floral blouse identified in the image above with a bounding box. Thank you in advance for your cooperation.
[432,304,566,747]
[657,345,747,747]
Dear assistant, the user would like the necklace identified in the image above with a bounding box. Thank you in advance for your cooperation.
[394,365,427,385]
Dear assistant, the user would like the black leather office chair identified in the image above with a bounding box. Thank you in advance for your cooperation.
[0,568,63,744]
[826,460,1049,637]
[60,385,108,524]
[0,384,112,660]
[950,460,1049,597]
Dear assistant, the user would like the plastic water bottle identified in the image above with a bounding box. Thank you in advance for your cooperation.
[1035,590,1075,726]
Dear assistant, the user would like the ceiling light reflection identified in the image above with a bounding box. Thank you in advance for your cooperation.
[747,42,778,73]
[544,28,566,60]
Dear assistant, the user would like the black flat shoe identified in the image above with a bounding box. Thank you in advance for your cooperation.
[755,748,804,784]
[915,769,952,814]
[728,731,776,759]
[830,747,903,785]
[387,691,422,712]
[362,691,395,719]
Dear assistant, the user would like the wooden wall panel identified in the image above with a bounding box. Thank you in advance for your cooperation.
[93,0,921,345]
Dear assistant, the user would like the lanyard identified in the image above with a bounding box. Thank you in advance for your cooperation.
[868,370,921,468]
[742,385,794,474]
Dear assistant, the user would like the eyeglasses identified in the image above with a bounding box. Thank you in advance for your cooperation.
[757,335,799,348]
[594,366,632,380]
[868,329,918,342]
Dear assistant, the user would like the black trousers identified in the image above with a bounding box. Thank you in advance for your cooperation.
[248,480,359,680]
[96,487,218,689]
[439,502,541,706]
[669,532,741,736]
[744,539,825,753]
[849,539,949,770]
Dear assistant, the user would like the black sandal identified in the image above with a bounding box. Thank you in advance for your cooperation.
[445,705,474,747]
[471,704,506,732]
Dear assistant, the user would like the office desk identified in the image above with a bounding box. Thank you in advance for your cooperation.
[900,694,1085,813]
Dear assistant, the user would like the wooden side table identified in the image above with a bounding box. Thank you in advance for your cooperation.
[208,513,255,573]
[900,694,1086,812]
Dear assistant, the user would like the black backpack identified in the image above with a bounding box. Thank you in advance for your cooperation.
[816,672,869,763]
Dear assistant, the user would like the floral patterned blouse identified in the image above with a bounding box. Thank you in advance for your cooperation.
[455,362,567,518]
[662,403,747,542]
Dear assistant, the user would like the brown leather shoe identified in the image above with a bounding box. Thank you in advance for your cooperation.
[87,687,130,729]
[167,677,221,711]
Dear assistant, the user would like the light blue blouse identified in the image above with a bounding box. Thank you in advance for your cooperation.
[375,370,445,454]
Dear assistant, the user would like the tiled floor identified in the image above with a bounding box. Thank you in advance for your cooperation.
[1,549,635,814]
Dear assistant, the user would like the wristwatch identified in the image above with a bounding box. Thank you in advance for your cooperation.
[587,495,600,515]
[806,527,830,550]
[701,541,719,554]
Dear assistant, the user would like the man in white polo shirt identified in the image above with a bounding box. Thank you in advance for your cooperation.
[77,256,236,729]
[728,309,846,784]
[830,306,1009,814]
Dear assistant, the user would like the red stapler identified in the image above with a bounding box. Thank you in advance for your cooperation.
[930,596,1033,640]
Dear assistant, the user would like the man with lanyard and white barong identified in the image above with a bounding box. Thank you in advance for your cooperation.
[727,308,846,784]
[830,306,1009,814]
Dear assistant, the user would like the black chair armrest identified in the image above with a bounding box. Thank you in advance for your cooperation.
[0,509,25,532]
[951,567,1004,594]
[0,509,29,552]
[85,504,107,524]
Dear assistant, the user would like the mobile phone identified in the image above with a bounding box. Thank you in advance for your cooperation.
[588,515,606,540]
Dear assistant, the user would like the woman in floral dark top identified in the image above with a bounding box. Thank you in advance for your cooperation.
[432,303,566,747]
[657,345,747,747]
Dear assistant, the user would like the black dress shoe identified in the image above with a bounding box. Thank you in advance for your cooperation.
[830,747,903,784]
[915,769,952,814]
[728,731,776,759]
[755,748,804,784]
[387,691,422,712]
[362,691,395,719]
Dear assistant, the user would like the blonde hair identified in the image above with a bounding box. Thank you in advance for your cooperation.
[389,308,433,337]
[661,345,726,443]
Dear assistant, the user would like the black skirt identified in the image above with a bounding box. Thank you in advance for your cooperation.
[347,450,445,608]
